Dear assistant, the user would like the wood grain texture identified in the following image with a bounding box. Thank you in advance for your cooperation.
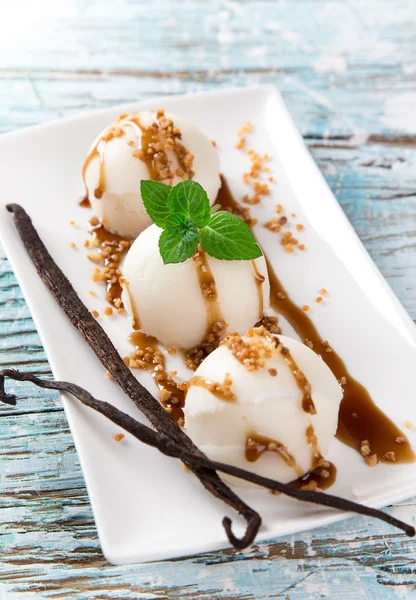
[0,0,415,597]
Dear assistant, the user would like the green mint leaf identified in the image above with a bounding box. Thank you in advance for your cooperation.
[164,213,186,233]
[140,180,171,227]
[178,217,199,243]
[167,180,211,228]
[158,229,198,265]
[199,211,263,260]
[165,214,199,242]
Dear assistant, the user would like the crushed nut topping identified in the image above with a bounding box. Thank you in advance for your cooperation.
[185,321,227,371]
[86,222,132,307]
[221,329,273,372]
[360,439,378,466]
[127,333,185,422]
[255,315,281,335]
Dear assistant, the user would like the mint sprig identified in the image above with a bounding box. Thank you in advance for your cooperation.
[140,181,171,228]
[141,180,262,265]
[168,180,211,228]
[199,211,262,260]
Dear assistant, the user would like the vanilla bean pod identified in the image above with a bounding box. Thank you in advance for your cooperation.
[6,203,260,549]
[1,369,414,538]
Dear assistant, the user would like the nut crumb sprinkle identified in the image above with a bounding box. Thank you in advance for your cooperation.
[366,454,378,467]
[300,480,318,491]
[113,433,125,442]
[264,218,281,233]
[360,440,371,457]
[360,439,378,466]
[104,307,113,316]
[405,420,414,429]
[221,328,273,372]
[69,242,76,249]
[236,121,252,137]
[302,305,310,312]
[92,310,99,318]
[127,338,185,421]
[255,315,281,335]
[87,222,133,308]
[185,321,227,371]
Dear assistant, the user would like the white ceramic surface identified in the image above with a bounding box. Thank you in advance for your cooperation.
[0,86,415,565]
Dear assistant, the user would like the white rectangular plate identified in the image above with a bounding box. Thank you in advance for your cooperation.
[1,86,416,565]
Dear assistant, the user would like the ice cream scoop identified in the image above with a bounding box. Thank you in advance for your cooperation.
[122,224,270,350]
[83,110,221,238]
[184,330,342,486]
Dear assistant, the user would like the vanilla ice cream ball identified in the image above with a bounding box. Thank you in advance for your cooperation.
[83,110,221,238]
[122,224,270,349]
[184,332,342,487]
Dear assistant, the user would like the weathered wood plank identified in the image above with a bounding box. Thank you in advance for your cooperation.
[1,0,415,597]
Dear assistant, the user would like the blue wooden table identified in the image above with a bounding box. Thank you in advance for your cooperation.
[1,1,415,598]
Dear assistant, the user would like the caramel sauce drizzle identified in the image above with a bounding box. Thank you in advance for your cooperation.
[193,247,224,336]
[124,281,141,331]
[250,260,265,319]
[81,114,161,206]
[130,117,160,180]
[306,423,323,469]
[245,434,303,476]
[291,461,337,491]
[129,331,185,424]
[274,337,316,415]
[90,223,131,306]
[216,176,414,465]
[82,129,125,202]
[79,196,91,208]
[186,374,236,402]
